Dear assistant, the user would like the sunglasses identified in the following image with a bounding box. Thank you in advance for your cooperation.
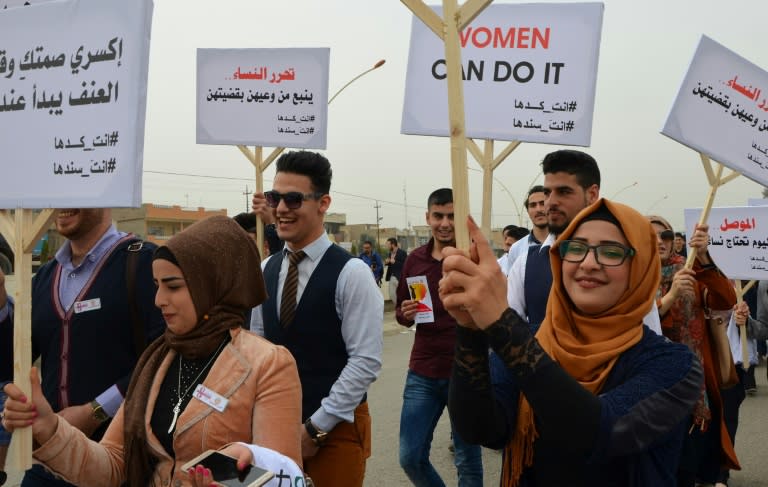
[264,190,324,209]
[659,230,675,241]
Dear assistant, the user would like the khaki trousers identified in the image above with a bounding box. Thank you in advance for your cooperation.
[304,402,371,487]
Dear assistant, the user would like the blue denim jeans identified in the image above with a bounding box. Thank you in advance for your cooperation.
[399,370,483,487]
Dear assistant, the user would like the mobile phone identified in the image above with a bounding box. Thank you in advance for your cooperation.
[181,450,274,487]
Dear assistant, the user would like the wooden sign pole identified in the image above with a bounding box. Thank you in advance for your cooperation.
[237,145,285,255]
[402,0,492,249]
[0,208,57,470]
[685,153,740,268]
[680,152,743,367]
[466,138,521,238]
[735,280,756,368]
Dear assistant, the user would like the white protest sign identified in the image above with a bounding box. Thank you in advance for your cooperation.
[401,2,603,146]
[748,198,768,207]
[0,0,152,209]
[662,36,768,187]
[196,48,329,149]
[684,206,768,280]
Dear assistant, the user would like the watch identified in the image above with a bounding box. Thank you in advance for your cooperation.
[89,400,110,423]
[304,418,328,446]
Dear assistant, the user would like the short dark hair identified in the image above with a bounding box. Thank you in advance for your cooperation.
[427,188,453,208]
[541,150,600,189]
[232,212,256,233]
[275,150,332,194]
[503,225,529,240]
[386,237,398,246]
[363,240,373,246]
[675,232,685,239]
[525,185,546,207]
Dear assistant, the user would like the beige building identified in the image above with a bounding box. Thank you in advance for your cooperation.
[112,204,227,245]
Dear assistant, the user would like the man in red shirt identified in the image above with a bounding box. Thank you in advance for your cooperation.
[395,188,483,487]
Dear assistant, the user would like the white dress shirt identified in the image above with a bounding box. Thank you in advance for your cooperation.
[251,233,383,432]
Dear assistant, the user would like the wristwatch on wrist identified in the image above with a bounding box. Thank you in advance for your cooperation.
[304,418,328,446]
[89,400,110,423]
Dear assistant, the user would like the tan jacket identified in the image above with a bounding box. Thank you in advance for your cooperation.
[34,328,302,487]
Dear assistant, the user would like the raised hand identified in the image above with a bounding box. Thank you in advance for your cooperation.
[439,216,508,329]
[1,367,57,445]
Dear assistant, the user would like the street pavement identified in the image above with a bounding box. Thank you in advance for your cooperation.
[4,307,768,486]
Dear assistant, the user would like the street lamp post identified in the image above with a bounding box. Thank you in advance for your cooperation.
[647,194,669,213]
[610,181,638,200]
[328,60,386,105]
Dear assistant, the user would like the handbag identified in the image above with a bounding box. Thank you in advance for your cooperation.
[703,288,739,388]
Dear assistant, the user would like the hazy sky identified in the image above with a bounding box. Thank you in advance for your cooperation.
[139,0,767,232]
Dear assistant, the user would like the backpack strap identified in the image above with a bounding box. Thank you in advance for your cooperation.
[125,240,147,356]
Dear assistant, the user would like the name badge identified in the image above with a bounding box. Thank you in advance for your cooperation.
[193,384,229,412]
[73,298,101,314]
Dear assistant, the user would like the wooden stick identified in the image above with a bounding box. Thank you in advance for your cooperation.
[457,0,492,30]
[401,0,445,40]
[11,210,33,470]
[479,140,494,239]
[443,0,470,249]
[404,0,494,249]
[465,138,483,164]
[237,145,256,165]
[261,147,285,173]
[466,137,523,238]
[741,280,756,295]
[719,170,740,186]
[492,140,520,170]
[23,210,56,254]
[734,281,750,367]
[685,155,723,269]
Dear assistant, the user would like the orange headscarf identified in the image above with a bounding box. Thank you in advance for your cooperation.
[504,198,661,486]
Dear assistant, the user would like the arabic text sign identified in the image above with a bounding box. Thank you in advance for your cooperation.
[662,36,768,187]
[0,0,152,209]
[684,206,768,280]
[196,48,329,149]
[402,2,603,146]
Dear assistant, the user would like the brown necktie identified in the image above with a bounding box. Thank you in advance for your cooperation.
[280,250,306,327]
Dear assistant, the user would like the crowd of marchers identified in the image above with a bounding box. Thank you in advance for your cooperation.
[2,149,768,487]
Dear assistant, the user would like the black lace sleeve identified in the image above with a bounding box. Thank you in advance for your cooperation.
[448,325,510,448]
[474,308,601,453]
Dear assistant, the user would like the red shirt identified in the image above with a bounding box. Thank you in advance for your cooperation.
[395,239,457,379]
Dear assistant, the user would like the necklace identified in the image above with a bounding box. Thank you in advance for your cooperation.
[167,339,228,434]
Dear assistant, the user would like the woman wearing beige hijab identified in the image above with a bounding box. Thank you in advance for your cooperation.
[2,216,302,486]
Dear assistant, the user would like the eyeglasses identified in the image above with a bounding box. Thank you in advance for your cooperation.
[264,190,324,209]
[558,240,635,266]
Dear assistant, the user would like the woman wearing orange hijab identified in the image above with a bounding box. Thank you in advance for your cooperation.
[441,200,703,486]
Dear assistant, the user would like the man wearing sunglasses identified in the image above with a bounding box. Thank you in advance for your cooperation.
[250,151,383,487]
[506,150,662,336]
